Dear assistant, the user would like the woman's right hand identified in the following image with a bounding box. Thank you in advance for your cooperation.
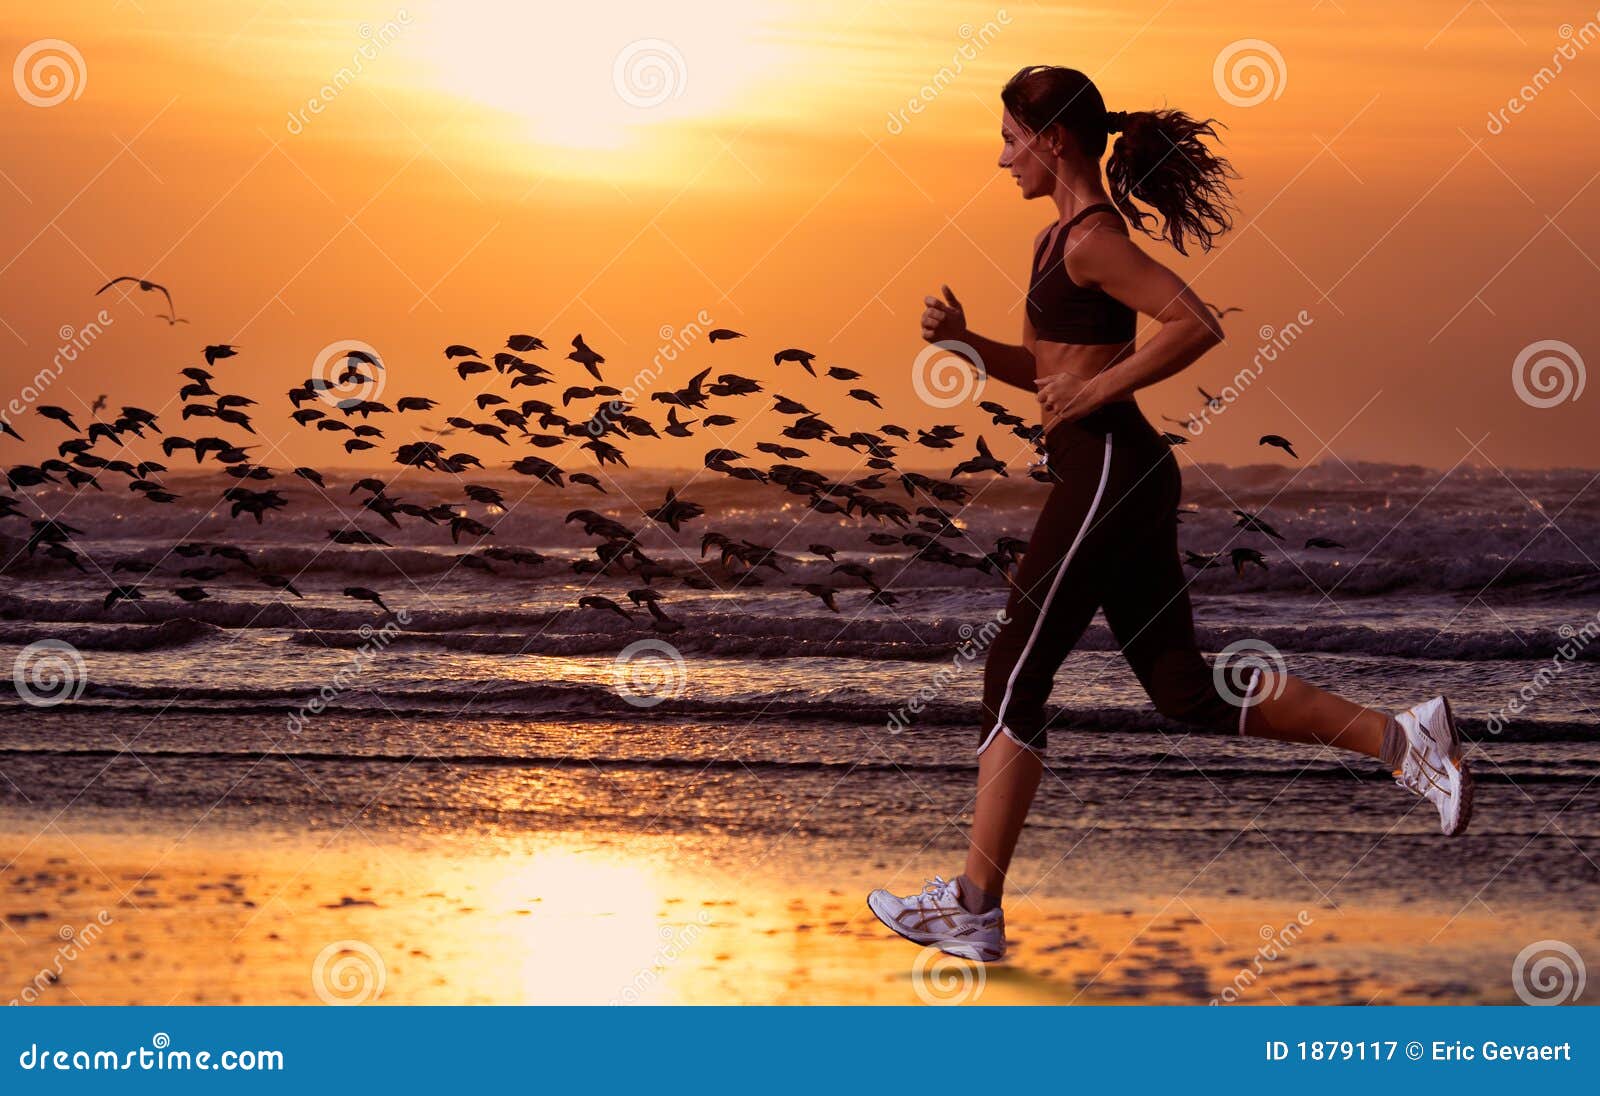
[920,285,967,343]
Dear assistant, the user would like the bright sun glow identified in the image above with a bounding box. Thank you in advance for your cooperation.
[410,0,791,150]
[489,851,677,1004]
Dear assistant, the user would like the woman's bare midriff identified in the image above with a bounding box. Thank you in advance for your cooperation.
[1035,339,1134,433]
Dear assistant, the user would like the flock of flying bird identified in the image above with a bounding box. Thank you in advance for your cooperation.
[0,278,1348,627]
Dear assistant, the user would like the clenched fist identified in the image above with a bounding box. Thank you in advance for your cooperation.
[920,285,966,343]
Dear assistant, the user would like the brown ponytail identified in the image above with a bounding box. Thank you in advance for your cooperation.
[1105,108,1237,255]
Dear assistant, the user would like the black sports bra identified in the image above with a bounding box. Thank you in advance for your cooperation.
[1026,202,1136,346]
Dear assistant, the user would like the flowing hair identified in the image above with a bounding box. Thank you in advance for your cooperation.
[1001,65,1238,255]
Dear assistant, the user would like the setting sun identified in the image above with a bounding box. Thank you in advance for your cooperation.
[407,0,793,151]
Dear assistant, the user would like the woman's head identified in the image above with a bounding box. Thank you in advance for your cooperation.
[998,65,1238,255]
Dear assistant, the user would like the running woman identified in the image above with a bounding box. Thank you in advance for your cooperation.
[868,66,1472,963]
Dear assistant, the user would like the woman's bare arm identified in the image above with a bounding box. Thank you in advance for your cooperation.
[949,330,1038,392]
[1036,226,1223,419]
[920,285,1037,392]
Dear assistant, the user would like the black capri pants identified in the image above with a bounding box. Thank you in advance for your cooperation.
[977,401,1248,755]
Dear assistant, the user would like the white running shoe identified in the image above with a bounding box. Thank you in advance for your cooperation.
[1392,696,1473,836]
[866,876,1006,962]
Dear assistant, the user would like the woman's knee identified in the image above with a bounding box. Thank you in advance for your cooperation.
[1143,654,1238,732]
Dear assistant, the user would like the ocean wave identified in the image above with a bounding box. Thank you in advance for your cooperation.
[0,746,1590,782]
[2,684,1589,742]
[5,538,1596,601]
[4,590,1596,662]
[4,455,1599,605]
[0,617,220,651]
[292,628,953,661]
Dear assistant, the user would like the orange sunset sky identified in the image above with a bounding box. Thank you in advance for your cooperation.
[1,0,1597,471]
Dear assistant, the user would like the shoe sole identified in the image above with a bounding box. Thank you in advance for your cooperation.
[865,892,1005,963]
[1439,696,1474,837]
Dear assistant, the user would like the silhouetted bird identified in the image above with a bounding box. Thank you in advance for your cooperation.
[1232,509,1286,541]
[1260,434,1298,459]
[258,573,304,598]
[774,348,817,376]
[343,586,391,613]
[96,276,183,322]
[952,437,1006,477]
[37,405,79,433]
[568,335,605,381]
[1230,548,1268,576]
[795,582,840,612]
[578,595,633,620]
[103,585,145,609]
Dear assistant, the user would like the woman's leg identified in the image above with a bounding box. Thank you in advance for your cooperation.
[963,732,1043,897]
[964,428,1121,903]
[1108,571,1400,760]
[1239,671,1388,759]
[1102,451,1401,763]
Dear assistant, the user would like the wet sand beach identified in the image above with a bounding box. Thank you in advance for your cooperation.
[5,823,1594,1006]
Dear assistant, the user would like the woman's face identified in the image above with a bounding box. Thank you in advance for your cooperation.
[998,108,1057,200]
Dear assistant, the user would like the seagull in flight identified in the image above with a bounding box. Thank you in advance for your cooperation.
[96,276,186,323]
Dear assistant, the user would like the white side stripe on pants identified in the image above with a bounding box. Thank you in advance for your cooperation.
[977,433,1115,757]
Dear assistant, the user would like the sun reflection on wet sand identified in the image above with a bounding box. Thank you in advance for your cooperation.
[487,851,671,1004]
[2,825,1593,1006]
